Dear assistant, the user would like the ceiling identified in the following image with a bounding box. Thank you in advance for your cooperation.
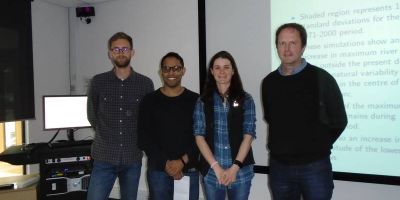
[40,0,115,7]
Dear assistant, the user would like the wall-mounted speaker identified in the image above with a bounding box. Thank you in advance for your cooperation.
[76,6,95,18]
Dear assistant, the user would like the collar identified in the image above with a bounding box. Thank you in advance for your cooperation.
[110,67,134,81]
[278,58,307,76]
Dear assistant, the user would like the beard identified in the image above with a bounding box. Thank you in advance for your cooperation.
[113,56,131,68]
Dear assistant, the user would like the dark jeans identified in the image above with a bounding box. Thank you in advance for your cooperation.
[147,168,199,200]
[269,156,334,200]
[87,160,142,200]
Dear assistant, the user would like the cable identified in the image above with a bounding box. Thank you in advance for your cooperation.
[47,129,60,147]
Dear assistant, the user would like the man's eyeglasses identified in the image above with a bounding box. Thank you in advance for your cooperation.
[161,65,183,73]
[110,47,131,54]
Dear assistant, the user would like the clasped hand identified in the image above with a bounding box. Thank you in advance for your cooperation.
[165,159,184,180]
[213,164,240,186]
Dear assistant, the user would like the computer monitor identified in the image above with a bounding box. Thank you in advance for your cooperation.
[42,95,91,132]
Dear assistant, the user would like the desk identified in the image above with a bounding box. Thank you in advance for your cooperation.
[0,142,92,200]
[0,140,92,165]
[0,184,37,200]
[0,143,47,165]
[0,174,39,200]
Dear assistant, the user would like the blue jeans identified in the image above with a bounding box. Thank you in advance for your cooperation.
[269,156,334,200]
[203,177,251,200]
[147,168,199,200]
[87,160,142,200]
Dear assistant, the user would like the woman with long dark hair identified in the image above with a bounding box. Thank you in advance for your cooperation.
[193,51,256,200]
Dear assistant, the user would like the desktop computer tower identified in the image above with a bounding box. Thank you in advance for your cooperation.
[39,146,92,200]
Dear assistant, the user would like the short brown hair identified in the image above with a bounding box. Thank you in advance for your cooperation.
[275,23,307,48]
[108,32,133,49]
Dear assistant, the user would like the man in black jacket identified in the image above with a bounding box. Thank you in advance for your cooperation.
[262,23,347,200]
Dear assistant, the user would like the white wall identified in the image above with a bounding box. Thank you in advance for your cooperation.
[206,0,270,168]
[206,0,400,199]
[30,0,70,141]
[69,0,199,95]
[68,0,199,197]
[26,0,71,173]
[27,0,199,198]
[26,0,400,199]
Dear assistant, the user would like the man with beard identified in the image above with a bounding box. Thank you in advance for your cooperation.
[87,32,154,200]
[138,52,200,200]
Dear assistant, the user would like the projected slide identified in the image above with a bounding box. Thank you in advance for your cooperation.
[271,0,400,176]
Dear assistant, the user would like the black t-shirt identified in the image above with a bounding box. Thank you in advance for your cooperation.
[138,88,199,170]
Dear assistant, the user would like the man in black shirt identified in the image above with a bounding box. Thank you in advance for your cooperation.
[261,23,347,200]
[138,52,199,200]
[87,32,154,200]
